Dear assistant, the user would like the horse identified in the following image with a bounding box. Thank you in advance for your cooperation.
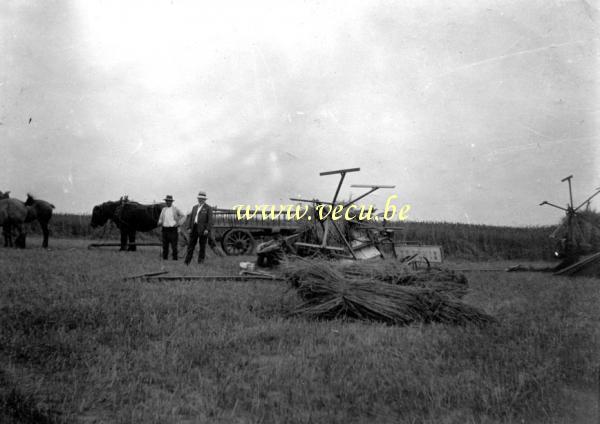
[0,191,10,246]
[90,199,165,251]
[0,198,28,248]
[24,194,55,248]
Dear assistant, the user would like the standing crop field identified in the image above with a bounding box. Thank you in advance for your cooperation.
[26,214,559,260]
[1,237,599,423]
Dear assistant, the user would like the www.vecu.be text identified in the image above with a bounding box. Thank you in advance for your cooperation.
[233,195,411,221]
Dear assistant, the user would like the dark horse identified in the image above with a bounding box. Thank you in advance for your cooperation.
[0,196,28,248]
[0,191,11,246]
[90,199,165,251]
[1,192,55,248]
[24,194,55,248]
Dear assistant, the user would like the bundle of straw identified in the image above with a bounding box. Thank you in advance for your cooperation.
[283,261,494,326]
[335,260,469,298]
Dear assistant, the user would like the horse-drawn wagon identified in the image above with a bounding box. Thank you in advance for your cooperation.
[88,198,301,255]
[211,208,299,255]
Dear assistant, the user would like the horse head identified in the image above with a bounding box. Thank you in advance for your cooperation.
[151,203,167,221]
[91,201,117,227]
[25,193,35,206]
[24,194,55,219]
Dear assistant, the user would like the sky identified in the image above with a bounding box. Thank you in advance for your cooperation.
[1,0,599,226]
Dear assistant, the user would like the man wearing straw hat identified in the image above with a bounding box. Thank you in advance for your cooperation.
[157,195,185,260]
[184,191,213,265]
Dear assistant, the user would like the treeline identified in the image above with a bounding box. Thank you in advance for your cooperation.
[26,213,562,260]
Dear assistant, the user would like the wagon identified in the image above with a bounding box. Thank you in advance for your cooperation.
[211,208,300,256]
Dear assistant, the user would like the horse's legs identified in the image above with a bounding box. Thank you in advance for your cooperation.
[8,225,16,248]
[14,224,26,249]
[2,224,12,247]
[128,231,136,251]
[120,230,128,251]
[40,221,49,248]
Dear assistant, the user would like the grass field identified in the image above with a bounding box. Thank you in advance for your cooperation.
[1,237,599,423]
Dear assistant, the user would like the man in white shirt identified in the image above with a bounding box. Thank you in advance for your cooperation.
[157,195,185,260]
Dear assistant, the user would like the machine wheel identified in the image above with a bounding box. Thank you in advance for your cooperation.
[222,229,255,255]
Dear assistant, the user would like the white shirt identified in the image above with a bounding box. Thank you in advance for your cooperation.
[158,206,183,227]
[194,203,205,223]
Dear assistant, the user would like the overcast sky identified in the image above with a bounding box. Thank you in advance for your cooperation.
[1,0,598,225]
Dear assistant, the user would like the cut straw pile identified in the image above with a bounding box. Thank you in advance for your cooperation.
[338,260,470,298]
[283,260,495,326]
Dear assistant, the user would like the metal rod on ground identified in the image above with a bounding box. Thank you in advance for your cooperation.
[240,270,278,279]
[88,242,162,249]
[123,271,169,281]
[553,251,600,276]
[146,275,284,282]
[452,268,509,272]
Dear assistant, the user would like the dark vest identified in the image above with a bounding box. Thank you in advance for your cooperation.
[189,204,213,233]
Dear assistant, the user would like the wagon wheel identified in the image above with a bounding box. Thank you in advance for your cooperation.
[222,229,255,255]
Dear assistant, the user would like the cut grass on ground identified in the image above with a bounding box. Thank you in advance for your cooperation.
[1,238,599,423]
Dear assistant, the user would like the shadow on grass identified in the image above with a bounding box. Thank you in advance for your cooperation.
[0,370,60,424]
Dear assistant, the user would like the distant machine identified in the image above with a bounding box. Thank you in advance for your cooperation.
[540,175,600,274]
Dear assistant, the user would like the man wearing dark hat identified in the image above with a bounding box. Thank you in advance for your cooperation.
[184,191,213,265]
[157,195,185,260]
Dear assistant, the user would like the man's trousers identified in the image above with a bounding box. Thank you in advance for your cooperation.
[185,227,208,264]
[161,227,178,260]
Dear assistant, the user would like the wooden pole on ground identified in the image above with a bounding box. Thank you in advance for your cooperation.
[146,275,283,282]
[123,271,169,280]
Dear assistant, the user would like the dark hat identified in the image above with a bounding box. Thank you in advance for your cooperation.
[164,195,174,202]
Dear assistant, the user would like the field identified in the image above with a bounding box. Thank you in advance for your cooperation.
[33,213,559,260]
[1,237,599,423]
